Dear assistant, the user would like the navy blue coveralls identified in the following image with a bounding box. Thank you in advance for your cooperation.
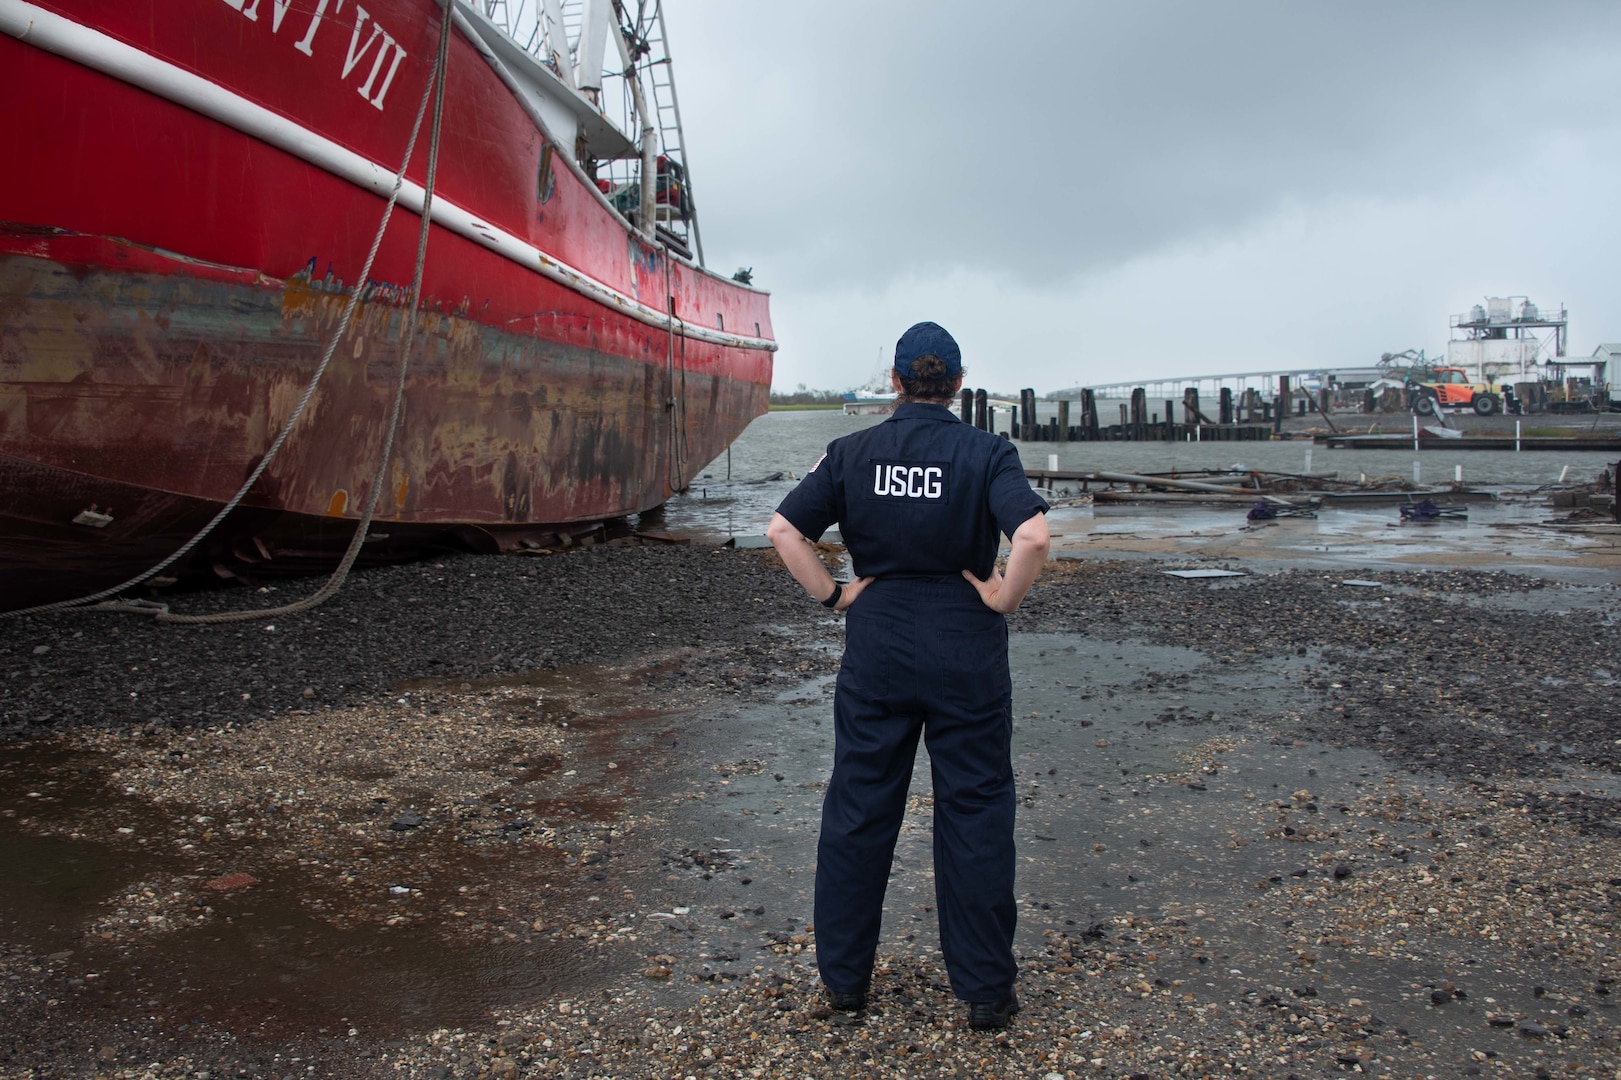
[775,402,1049,1003]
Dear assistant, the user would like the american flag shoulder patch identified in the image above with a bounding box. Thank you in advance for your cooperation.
[807,452,827,474]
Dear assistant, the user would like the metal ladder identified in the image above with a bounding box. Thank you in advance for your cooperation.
[637,2,703,265]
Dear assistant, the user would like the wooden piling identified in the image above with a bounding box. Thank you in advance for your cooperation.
[974,388,988,431]
[1056,400,1070,443]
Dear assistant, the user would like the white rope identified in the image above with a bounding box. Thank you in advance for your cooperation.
[154,7,455,625]
[5,7,451,621]
[662,257,689,495]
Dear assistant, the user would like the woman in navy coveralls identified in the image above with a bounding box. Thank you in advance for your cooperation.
[766,322,1050,1030]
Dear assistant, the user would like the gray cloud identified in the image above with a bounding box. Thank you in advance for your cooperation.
[671,0,1621,293]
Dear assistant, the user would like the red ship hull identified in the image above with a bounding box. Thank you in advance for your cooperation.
[0,0,774,611]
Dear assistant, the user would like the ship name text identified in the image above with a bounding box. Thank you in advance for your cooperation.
[218,0,408,111]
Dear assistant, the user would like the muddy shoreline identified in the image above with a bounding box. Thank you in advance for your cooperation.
[1,541,1618,1079]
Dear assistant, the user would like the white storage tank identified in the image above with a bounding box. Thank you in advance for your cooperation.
[1445,338,1540,383]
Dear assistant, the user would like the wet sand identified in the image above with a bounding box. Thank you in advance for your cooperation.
[1,520,1618,1079]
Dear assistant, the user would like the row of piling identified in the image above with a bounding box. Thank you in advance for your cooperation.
[958,387,1284,442]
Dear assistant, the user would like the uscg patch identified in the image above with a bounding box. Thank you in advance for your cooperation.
[866,460,950,501]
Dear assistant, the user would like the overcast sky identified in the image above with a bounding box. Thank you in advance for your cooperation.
[660,0,1621,393]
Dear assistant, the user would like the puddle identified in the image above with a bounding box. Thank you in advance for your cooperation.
[0,746,626,1039]
[0,657,703,1043]
[0,834,596,1034]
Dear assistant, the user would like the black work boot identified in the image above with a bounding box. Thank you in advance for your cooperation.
[826,987,867,1012]
[968,993,1019,1030]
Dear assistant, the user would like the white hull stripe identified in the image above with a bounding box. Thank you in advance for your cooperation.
[0,0,776,354]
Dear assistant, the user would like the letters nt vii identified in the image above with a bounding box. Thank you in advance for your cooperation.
[219,0,409,111]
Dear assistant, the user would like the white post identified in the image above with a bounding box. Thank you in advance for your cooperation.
[1413,460,1422,484]
[1515,419,1521,452]
[1303,448,1312,474]
[1559,465,1570,483]
[575,0,614,95]
[1455,464,1463,483]
[1412,414,1419,452]
[613,24,659,239]
[1048,453,1058,472]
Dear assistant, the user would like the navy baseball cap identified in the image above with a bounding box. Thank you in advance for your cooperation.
[893,321,962,379]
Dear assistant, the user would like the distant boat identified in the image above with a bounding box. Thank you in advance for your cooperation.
[0,0,776,611]
[842,393,898,416]
[842,356,898,415]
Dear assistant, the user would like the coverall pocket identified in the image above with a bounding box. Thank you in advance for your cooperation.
[926,619,1011,716]
[838,603,893,701]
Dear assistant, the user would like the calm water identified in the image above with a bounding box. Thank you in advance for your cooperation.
[662,407,1616,542]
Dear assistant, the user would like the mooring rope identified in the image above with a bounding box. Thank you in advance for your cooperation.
[662,256,689,496]
[152,4,454,625]
[4,8,454,622]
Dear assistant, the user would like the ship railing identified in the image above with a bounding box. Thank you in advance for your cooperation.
[1450,304,1566,328]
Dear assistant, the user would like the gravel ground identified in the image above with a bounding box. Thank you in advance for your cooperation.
[0,541,815,740]
[1,542,1619,1080]
[1021,562,1621,790]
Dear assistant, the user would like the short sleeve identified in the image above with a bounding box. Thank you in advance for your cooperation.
[986,442,1048,539]
[775,441,843,541]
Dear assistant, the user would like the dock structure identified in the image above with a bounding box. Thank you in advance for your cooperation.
[1323,432,1621,452]
[964,384,1286,442]
[1018,467,1501,510]
[1030,297,1614,426]
[1050,368,1344,403]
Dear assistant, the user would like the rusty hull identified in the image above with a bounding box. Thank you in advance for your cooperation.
[0,237,767,610]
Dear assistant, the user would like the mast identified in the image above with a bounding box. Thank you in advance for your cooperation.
[610,11,658,240]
